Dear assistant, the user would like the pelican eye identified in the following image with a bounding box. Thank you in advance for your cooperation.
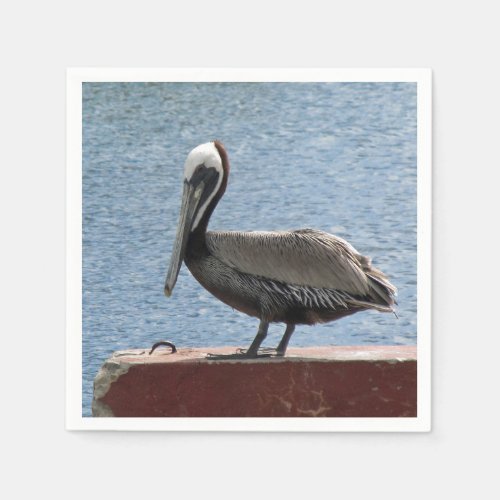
[189,164,208,185]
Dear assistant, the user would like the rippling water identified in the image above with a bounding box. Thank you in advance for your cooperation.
[82,82,417,416]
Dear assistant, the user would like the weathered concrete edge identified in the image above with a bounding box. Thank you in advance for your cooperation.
[108,346,417,365]
[92,359,133,417]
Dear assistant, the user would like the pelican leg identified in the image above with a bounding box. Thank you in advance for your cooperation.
[276,324,295,357]
[245,320,269,358]
[206,320,272,360]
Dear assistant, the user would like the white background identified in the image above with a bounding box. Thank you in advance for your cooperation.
[1,1,498,499]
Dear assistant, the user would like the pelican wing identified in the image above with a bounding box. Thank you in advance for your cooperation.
[205,228,390,297]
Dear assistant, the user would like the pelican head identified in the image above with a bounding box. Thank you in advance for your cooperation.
[164,142,225,297]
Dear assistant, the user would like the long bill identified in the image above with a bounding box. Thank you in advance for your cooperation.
[164,181,203,296]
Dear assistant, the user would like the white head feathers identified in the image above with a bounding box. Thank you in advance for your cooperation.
[184,142,224,231]
[184,142,223,180]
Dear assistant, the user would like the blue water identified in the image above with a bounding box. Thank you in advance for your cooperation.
[82,82,417,416]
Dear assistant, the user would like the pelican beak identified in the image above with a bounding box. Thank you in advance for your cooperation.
[164,181,203,296]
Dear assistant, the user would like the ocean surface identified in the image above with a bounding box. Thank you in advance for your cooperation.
[82,82,417,416]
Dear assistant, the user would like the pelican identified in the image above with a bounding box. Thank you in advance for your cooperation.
[164,141,397,357]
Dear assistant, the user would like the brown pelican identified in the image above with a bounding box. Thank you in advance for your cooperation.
[164,141,397,357]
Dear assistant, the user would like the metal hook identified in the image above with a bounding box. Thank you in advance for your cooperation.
[149,341,177,355]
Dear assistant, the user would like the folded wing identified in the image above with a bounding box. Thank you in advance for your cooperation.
[206,228,396,304]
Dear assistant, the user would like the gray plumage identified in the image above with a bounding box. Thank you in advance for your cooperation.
[207,229,394,300]
[185,228,396,325]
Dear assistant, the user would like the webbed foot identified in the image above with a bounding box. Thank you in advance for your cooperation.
[206,347,276,360]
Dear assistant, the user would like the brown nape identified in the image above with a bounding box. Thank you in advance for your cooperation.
[212,140,230,176]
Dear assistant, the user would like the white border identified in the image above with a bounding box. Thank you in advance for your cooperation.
[66,68,432,432]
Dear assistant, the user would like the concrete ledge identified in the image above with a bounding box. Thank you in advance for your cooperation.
[92,346,417,418]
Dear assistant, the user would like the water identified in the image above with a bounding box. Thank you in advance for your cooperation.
[82,82,417,416]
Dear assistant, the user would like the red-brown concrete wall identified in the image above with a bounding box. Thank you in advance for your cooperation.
[93,346,417,418]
